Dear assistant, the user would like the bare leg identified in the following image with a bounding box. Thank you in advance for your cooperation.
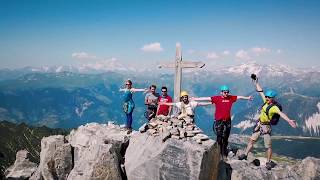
[245,139,255,155]
[267,148,272,162]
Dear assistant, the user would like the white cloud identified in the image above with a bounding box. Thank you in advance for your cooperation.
[236,50,251,60]
[251,47,271,56]
[188,49,195,54]
[207,52,219,59]
[222,50,230,56]
[141,42,163,52]
[277,49,282,54]
[72,52,97,60]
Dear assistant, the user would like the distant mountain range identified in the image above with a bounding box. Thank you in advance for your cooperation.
[0,62,319,136]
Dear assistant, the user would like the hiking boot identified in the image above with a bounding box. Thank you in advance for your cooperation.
[126,128,132,134]
[238,154,247,160]
[265,161,272,170]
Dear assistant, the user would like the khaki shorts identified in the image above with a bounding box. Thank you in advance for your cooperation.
[250,131,272,148]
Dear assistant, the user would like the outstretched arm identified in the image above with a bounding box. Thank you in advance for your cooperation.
[159,102,176,106]
[191,97,211,101]
[253,81,265,101]
[197,102,212,106]
[237,95,253,100]
[278,111,297,128]
[132,88,147,92]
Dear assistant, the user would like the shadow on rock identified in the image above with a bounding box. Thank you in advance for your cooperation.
[217,160,232,180]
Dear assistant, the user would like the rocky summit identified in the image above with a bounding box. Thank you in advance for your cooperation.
[5,116,320,180]
[126,115,219,180]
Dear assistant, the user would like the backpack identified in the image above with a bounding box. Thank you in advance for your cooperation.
[264,101,282,125]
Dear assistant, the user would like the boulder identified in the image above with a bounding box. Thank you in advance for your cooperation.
[125,132,220,180]
[295,156,320,180]
[223,150,320,180]
[66,123,130,180]
[5,150,38,179]
[30,135,72,180]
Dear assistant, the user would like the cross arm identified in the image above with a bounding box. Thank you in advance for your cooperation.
[158,63,175,69]
[181,61,205,68]
[157,61,205,69]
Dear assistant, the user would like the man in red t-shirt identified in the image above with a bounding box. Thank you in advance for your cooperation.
[156,86,173,116]
[193,85,253,157]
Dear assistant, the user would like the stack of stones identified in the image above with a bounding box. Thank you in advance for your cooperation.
[138,115,210,144]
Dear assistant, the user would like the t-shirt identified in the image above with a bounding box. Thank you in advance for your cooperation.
[259,99,281,123]
[174,101,199,116]
[157,95,173,116]
[211,95,237,121]
[145,92,160,106]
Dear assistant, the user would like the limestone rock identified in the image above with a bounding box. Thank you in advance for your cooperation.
[295,156,320,179]
[125,132,219,180]
[5,150,38,179]
[66,123,130,180]
[223,149,320,180]
[30,135,72,180]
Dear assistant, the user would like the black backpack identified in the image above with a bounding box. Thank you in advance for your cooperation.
[264,101,282,125]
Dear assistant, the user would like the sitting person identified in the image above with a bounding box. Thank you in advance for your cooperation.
[159,91,211,120]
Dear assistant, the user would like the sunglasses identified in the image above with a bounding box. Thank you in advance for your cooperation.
[222,91,229,93]
[265,96,273,99]
[125,84,131,85]
[162,91,167,92]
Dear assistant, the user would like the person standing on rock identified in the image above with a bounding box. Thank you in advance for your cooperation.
[144,85,160,120]
[192,85,253,158]
[120,79,147,133]
[159,91,211,120]
[238,75,297,170]
[156,86,173,116]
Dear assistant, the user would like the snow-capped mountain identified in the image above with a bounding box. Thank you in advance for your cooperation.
[0,62,319,136]
[212,62,304,77]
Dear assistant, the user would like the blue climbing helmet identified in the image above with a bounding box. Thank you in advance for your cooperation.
[265,90,277,98]
[220,85,230,92]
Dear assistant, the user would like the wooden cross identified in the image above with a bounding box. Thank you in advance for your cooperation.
[158,43,205,103]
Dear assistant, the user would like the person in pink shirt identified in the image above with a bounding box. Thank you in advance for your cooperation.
[156,86,173,116]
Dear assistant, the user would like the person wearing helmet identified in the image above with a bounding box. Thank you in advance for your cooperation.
[239,75,297,170]
[120,79,147,133]
[192,85,253,158]
[159,90,211,120]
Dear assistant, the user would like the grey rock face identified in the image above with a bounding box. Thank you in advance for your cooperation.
[30,135,72,180]
[295,157,320,180]
[223,152,320,180]
[66,122,130,180]
[125,132,220,180]
[5,150,38,179]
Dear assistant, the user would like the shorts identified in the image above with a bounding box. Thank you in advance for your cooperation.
[250,131,271,148]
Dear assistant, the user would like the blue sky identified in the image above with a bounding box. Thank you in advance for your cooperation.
[1,0,320,69]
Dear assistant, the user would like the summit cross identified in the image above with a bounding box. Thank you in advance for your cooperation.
[158,43,205,102]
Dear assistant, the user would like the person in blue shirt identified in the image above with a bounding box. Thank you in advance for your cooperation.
[119,79,146,133]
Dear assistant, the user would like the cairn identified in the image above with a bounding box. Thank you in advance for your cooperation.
[138,115,209,144]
